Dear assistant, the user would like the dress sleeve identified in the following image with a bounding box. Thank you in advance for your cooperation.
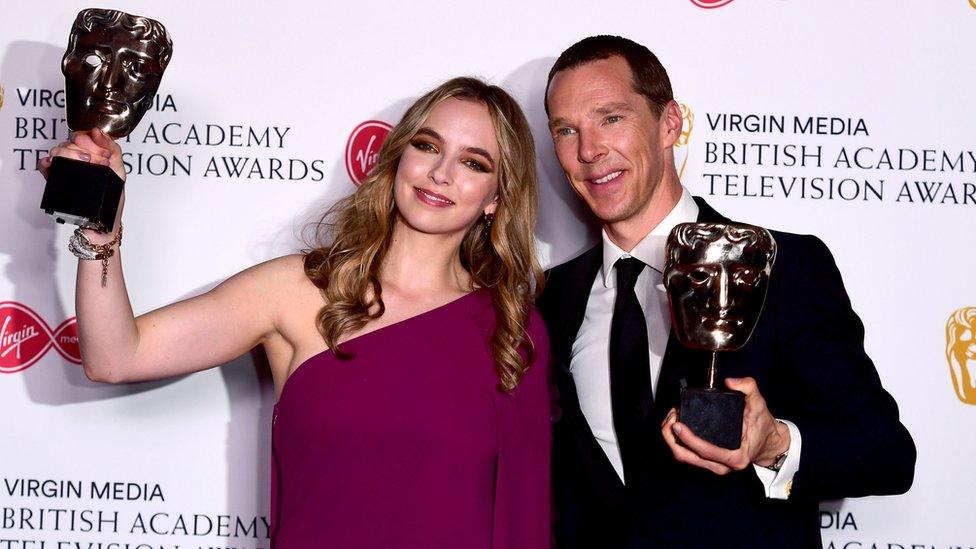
[491,309,553,549]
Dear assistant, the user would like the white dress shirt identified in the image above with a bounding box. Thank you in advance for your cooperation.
[569,186,800,499]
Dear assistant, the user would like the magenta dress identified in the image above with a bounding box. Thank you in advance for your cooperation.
[270,290,551,548]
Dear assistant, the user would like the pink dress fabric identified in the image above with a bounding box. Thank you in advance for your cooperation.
[270,290,551,548]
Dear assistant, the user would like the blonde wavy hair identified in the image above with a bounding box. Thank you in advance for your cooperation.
[304,77,544,391]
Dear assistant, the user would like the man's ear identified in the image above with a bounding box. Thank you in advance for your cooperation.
[662,100,683,148]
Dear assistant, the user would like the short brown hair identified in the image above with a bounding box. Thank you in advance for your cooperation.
[545,35,673,116]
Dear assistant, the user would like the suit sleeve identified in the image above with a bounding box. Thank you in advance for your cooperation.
[774,235,916,501]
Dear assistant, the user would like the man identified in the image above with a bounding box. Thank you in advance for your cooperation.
[538,35,916,548]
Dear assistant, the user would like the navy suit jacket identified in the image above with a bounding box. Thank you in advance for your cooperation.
[538,197,916,549]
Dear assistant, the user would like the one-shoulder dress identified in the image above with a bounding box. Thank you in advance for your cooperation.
[270,289,551,548]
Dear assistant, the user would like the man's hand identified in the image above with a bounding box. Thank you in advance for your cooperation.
[660,376,790,475]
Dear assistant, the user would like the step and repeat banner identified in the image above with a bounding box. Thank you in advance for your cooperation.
[1,1,973,548]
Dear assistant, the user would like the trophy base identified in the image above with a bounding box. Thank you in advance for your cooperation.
[40,156,124,233]
[678,387,745,450]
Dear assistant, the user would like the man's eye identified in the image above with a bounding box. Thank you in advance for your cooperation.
[606,115,622,124]
[555,127,576,137]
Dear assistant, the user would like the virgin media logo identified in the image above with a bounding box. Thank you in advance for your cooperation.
[345,120,393,185]
[691,0,735,8]
[0,302,81,373]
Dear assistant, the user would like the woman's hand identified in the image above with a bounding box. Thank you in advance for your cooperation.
[38,128,126,182]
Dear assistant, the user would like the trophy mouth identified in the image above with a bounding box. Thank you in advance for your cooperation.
[92,99,128,115]
[702,317,744,330]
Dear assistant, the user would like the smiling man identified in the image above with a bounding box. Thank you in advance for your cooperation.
[537,35,916,548]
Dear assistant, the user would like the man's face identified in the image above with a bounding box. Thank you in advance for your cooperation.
[663,224,775,351]
[63,25,166,137]
[546,56,679,226]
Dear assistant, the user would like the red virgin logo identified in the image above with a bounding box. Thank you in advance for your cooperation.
[691,0,735,8]
[0,302,81,373]
[345,120,393,185]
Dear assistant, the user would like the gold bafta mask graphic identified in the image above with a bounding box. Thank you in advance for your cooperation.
[673,102,694,179]
[946,307,976,405]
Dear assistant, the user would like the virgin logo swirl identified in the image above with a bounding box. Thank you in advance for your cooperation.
[0,302,81,373]
[345,120,393,185]
[691,0,735,8]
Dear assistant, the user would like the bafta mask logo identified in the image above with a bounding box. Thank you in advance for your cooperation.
[946,306,976,405]
[62,8,173,137]
[674,102,694,179]
[691,0,735,8]
[345,120,393,185]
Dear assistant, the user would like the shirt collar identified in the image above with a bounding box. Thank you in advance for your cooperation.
[600,187,699,288]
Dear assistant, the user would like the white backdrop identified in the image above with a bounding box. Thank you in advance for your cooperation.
[2,1,974,548]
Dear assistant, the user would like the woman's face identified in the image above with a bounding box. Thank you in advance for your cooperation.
[393,98,500,239]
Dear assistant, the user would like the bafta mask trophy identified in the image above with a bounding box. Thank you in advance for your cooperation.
[40,8,173,232]
[663,223,777,449]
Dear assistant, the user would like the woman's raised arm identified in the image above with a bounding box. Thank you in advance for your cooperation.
[40,129,284,383]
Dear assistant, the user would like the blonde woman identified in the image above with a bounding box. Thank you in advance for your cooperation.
[41,77,550,548]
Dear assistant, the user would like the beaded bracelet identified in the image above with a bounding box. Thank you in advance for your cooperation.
[68,224,123,287]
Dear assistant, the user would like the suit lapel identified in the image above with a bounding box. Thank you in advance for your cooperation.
[553,244,603,373]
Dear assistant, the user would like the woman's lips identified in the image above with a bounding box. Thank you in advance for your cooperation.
[414,187,455,207]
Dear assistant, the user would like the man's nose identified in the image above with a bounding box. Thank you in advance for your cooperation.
[577,130,606,164]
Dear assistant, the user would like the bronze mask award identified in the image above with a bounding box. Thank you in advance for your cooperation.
[663,223,777,450]
[40,8,173,232]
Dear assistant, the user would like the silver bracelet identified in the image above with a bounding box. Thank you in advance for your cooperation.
[67,224,123,287]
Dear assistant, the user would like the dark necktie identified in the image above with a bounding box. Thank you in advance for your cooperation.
[609,257,651,487]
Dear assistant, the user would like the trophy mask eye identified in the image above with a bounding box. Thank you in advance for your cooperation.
[689,266,711,286]
[732,267,760,288]
[84,53,103,69]
[128,60,149,80]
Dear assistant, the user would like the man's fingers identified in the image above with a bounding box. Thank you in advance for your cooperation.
[673,421,752,471]
[725,376,758,395]
[662,413,734,475]
[663,424,732,475]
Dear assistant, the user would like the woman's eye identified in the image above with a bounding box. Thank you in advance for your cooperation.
[411,141,436,153]
[464,159,489,173]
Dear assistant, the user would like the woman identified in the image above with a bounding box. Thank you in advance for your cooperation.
[40,77,551,548]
